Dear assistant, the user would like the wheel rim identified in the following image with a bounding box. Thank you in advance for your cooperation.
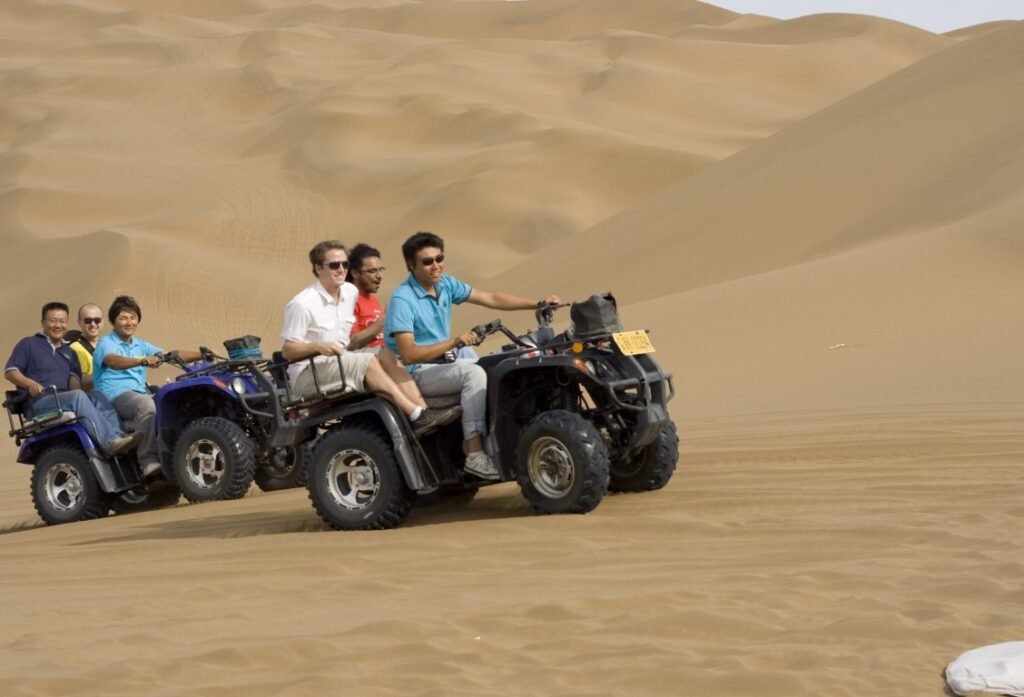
[527,436,575,499]
[325,448,380,511]
[265,447,298,478]
[44,463,85,512]
[183,438,227,490]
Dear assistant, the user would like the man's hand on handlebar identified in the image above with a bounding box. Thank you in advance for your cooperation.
[454,330,479,349]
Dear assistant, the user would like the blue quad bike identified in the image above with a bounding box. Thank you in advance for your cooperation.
[4,382,182,526]
[303,292,679,531]
[3,345,316,525]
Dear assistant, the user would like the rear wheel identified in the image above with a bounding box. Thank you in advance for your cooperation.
[173,417,256,502]
[515,410,608,515]
[307,424,414,531]
[110,485,182,515]
[609,420,679,492]
[31,447,110,525]
[254,443,311,492]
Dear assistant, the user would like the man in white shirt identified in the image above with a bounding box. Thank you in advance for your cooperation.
[281,240,457,433]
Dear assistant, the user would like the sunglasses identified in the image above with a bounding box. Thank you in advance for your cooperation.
[325,260,349,270]
[358,267,386,275]
[419,254,445,267]
[81,318,103,325]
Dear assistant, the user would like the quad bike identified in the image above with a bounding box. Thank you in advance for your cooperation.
[4,380,180,526]
[305,292,678,531]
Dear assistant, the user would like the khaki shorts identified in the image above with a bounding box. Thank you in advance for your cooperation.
[294,352,373,397]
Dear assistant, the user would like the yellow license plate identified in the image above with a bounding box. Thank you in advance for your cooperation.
[612,330,655,355]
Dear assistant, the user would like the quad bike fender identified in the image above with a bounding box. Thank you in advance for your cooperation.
[322,399,438,492]
[485,357,597,468]
[16,422,95,465]
[154,378,238,429]
[17,424,138,494]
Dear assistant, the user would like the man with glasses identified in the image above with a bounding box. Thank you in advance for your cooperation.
[280,240,457,433]
[346,243,387,351]
[4,301,139,456]
[384,231,560,480]
[66,303,105,391]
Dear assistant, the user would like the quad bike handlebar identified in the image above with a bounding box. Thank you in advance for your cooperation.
[535,301,568,327]
[153,350,183,368]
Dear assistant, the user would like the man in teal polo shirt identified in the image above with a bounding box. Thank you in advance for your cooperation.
[94,295,202,477]
[384,231,559,480]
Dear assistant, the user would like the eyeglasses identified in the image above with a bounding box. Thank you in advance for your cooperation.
[358,267,385,276]
[81,317,102,325]
[419,254,445,267]
[325,260,349,270]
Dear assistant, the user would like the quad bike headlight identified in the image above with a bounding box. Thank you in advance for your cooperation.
[230,376,248,395]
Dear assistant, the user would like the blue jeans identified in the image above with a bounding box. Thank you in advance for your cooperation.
[30,390,125,451]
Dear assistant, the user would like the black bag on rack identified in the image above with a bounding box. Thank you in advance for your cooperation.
[570,292,623,337]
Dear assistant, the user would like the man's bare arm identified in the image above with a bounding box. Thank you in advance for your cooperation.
[349,317,385,350]
[4,368,45,397]
[467,289,560,310]
[281,339,346,361]
[393,331,478,365]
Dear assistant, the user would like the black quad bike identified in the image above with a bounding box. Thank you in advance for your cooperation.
[305,292,678,531]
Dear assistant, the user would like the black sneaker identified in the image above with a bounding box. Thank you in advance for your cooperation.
[413,406,461,435]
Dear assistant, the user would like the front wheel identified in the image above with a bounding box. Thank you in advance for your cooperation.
[609,420,679,492]
[307,424,414,531]
[31,447,110,525]
[515,410,609,515]
[173,417,256,502]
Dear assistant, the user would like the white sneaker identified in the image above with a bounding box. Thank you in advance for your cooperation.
[141,461,162,478]
[464,451,500,480]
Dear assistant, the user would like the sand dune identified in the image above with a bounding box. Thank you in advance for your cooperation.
[0,0,951,351]
[1,2,1022,696]
[488,22,1024,299]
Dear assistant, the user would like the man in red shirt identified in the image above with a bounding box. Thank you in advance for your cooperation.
[347,243,386,351]
[347,242,436,408]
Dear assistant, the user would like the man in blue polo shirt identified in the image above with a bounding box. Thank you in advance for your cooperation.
[94,295,202,477]
[5,301,138,455]
[384,231,559,480]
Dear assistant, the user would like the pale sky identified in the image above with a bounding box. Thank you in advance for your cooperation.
[707,1,1024,33]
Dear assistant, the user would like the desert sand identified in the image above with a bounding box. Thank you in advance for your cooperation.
[1,1,1023,695]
